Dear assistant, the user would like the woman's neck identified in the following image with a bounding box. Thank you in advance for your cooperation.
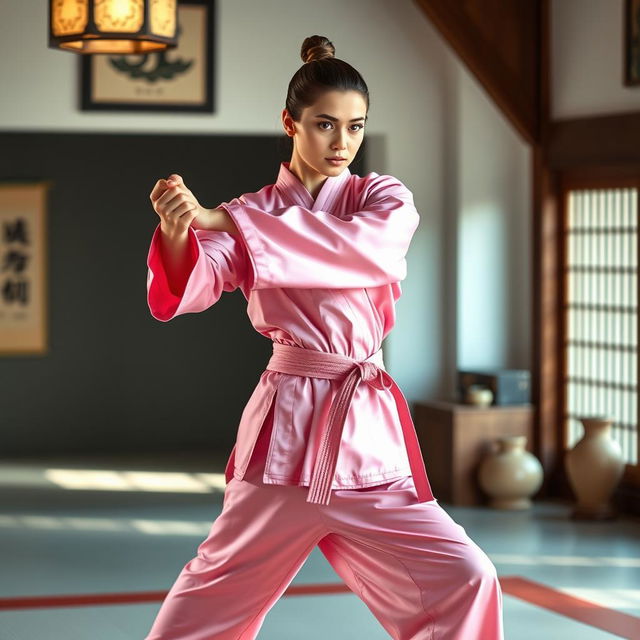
[288,156,327,200]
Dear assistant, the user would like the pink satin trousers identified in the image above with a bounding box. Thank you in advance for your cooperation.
[145,405,504,640]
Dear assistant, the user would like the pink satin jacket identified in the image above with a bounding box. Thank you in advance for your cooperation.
[146,161,427,492]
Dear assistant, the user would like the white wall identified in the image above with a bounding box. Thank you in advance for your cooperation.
[457,64,532,373]
[0,0,532,404]
[552,0,640,119]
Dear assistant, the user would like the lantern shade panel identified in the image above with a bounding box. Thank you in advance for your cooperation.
[150,0,177,38]
[94,0,145,33]
[51,0,89,36]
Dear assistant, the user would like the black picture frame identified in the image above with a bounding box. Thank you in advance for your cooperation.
[624,0,640,86]
[79,0,215,113]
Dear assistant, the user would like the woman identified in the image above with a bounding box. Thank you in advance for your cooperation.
[144,35,504,640]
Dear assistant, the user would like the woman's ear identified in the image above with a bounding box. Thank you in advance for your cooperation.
[281,109,295,137]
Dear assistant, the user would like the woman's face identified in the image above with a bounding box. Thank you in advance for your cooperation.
[283,89,367,179]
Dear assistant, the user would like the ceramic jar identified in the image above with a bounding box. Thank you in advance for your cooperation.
[565,416,624,520]
[478,435,543,509]
[465,384,493,407]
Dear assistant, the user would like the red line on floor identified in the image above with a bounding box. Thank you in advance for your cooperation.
[0,583,352,610]
[0,591,169,610]
[500,575,640,639]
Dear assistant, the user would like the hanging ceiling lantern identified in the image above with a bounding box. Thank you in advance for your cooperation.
[49,0,178,54]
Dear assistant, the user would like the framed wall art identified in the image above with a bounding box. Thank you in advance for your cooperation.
[625,0,640,86]
[0,182,49,355]
[79,0,215,113]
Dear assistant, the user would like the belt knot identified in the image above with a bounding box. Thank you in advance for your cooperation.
[355,361,387,390]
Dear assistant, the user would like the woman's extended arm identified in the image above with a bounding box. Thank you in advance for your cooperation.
[146,175,250,322]
[149,174,239,295]
[193,207,239,235]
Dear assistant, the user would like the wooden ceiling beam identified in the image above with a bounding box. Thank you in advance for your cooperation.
[413,0,540,144]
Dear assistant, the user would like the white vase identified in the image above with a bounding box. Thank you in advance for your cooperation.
[478,435,543,509]
[564,416,624,520]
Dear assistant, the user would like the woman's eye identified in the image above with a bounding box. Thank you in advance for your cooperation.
[318,122,364,132]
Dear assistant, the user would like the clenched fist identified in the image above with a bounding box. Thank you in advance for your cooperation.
[150,173,237,238]
[149,173,210,238]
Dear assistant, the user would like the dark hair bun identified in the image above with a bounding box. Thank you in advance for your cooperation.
[300,35,335,64]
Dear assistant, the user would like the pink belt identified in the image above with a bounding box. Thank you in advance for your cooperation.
[263,342,434,506]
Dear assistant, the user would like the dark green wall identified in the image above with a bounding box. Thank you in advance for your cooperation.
[0,131,367,457]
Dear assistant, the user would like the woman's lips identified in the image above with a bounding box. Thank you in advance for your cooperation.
[326,158,347,164]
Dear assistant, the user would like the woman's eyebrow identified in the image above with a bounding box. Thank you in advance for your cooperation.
[314,113,367,122]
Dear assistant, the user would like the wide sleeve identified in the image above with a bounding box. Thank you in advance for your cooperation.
[146,222,254,322]
[218,175,420,289]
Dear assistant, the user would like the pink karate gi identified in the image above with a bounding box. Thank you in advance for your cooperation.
[147,161,431,500]
[144,161,504,639]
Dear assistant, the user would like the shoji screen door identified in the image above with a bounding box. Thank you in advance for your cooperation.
[563,186,638,474]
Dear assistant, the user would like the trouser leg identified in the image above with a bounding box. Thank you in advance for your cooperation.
[317,476,504,640]
[144,407,327,640]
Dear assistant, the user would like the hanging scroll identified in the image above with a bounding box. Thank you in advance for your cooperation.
[0,182,49,355]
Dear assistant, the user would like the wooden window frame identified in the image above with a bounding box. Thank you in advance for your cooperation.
[535,157,640,513]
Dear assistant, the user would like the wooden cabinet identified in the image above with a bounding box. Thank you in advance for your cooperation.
[414,400,534,506]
